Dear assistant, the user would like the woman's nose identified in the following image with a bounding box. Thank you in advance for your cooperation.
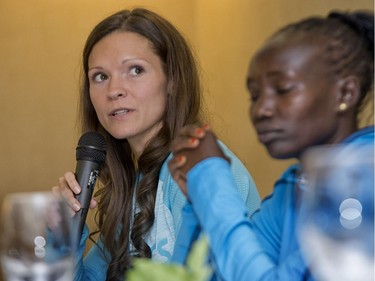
[251,93,275,120]
[108,77,126,100]
[109,91,125,100]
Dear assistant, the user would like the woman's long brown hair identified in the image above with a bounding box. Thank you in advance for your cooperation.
[78,8,205,280]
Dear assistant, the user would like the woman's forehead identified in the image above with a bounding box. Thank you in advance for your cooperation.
[250,36,326,71]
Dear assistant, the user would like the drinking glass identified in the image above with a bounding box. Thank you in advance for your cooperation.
[0,191,74,281]
[297,144,374,281]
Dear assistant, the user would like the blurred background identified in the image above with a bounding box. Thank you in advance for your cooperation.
[0,1,373,277]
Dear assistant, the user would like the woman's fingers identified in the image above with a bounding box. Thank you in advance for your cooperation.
[168,154,186,178]
[52,172,82,214]
[64,171,81,194]
[168,154,188,196]
[173,171,188,196]
[52,184,77,217]
[178,124,208,138]
[170,124,210,152]
[169,124,215,198]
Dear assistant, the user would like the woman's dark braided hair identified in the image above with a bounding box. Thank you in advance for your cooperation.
[274,10,374,118]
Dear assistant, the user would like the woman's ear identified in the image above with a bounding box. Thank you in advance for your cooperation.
[336,76,361,113]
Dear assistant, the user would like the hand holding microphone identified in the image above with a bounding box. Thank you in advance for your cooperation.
[52,132,106,248]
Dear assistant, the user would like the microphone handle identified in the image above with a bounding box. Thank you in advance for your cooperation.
[72,160,100,248]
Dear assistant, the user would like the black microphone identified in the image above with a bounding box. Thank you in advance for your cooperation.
[72,132,106,248]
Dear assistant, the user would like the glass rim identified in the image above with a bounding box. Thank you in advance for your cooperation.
[302,144,374,169]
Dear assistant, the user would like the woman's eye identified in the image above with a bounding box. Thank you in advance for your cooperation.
[92,73,108,82]
[247,87,260,102]
[249,92,259,102]
[277,88,290,94]
[246,80,259,102]
[276,84,294,94]
[129,66,144,76]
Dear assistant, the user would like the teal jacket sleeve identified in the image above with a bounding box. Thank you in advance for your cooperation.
[172,141,261,266]
[217,140,260,214]
[187,157,308,281]
[74,226,109,281]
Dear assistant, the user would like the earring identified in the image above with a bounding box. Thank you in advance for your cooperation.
[339,103,348,111]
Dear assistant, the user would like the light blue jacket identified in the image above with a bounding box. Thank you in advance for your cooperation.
[174,126,374,281]
[74,141,261,280]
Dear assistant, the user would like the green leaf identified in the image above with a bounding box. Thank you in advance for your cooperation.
[186,236,212,281]
[126,235,212,281]
[127,259,190,281]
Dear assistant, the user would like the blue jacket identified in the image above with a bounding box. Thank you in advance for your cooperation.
[74,141,261,280]
[173,126,374,281]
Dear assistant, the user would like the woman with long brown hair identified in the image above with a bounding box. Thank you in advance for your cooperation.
[53,8,260,280]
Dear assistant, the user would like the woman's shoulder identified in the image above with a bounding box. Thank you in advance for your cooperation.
[216,139,261,209]
[217,139,236,155]
[343,125,374,144]
[217,140,246,166]
[216,140,252,177]
[158,153,180,196]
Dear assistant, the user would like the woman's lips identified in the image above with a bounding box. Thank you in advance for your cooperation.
[257,129,281,144]
[109,108,134,117]
[111,109,130,116]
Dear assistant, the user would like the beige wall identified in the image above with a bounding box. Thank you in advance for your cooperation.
[0,0,373,279]
[194,0,374,199]
[0,0,373,212]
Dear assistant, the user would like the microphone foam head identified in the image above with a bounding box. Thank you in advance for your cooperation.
[76,132,107,163]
